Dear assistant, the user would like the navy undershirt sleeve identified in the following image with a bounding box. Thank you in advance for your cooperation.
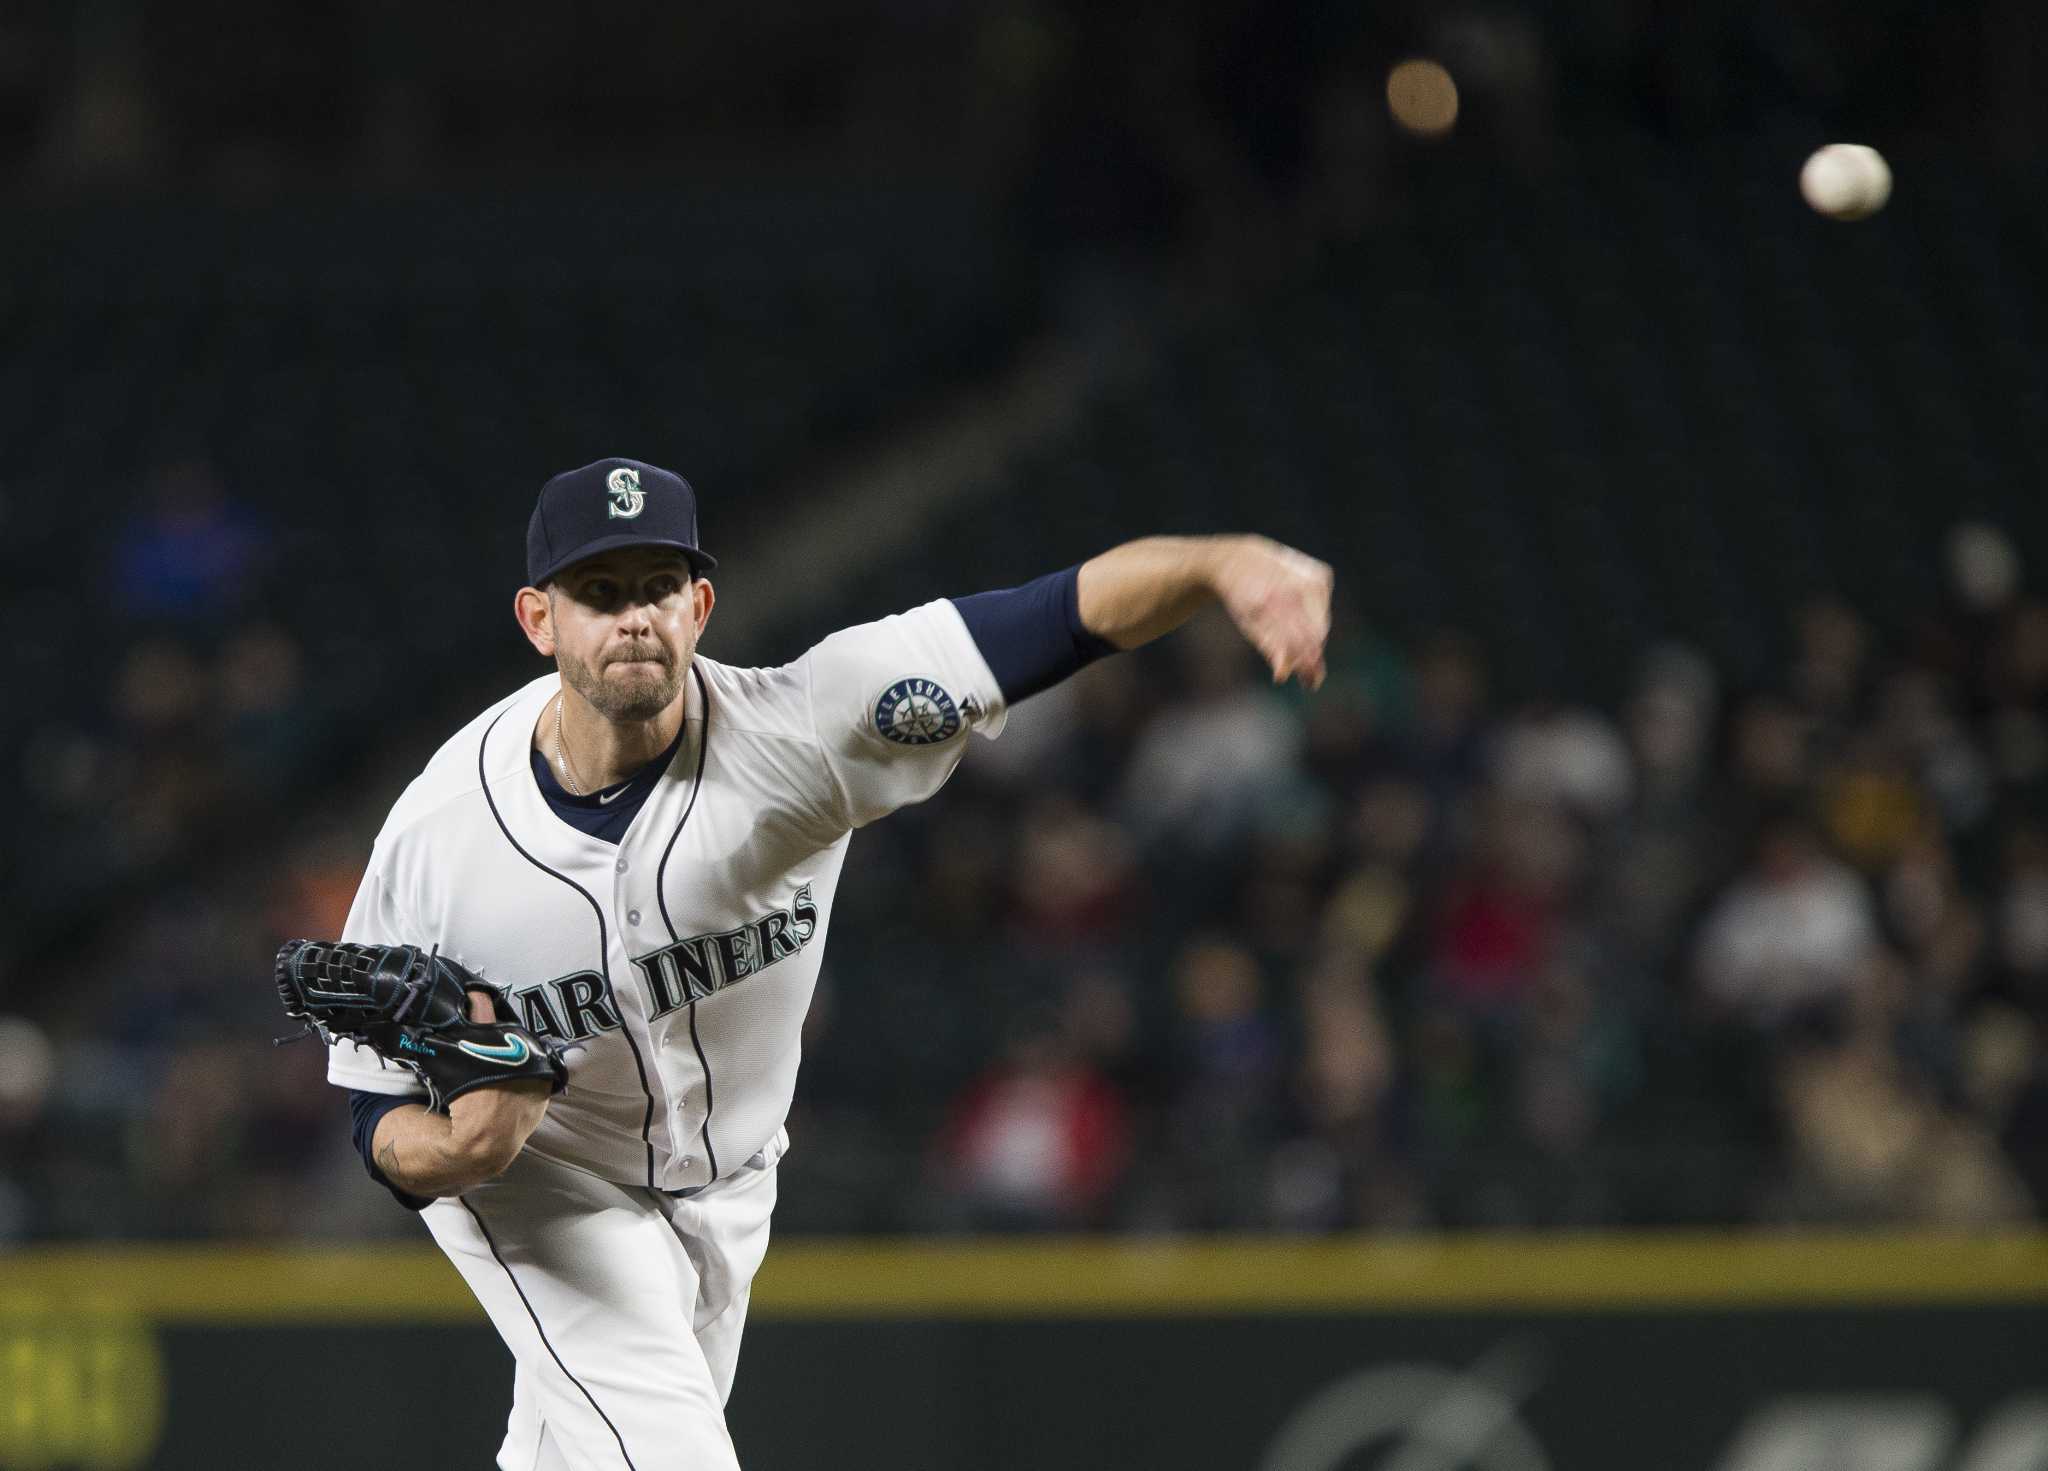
[348,1088,433,1211]
[949,564,1120,704]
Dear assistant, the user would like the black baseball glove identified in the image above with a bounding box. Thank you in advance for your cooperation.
[275,940,569,1112]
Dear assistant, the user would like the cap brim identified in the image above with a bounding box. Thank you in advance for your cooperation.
[530,536,718,587]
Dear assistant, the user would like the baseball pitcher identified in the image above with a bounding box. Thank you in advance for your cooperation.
[275,457,1332,1469]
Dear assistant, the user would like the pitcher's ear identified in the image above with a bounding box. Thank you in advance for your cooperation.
[514,584,555,656]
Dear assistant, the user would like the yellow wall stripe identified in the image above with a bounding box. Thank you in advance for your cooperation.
[4,1233,2046,1323]
[755,1232,2048,1316]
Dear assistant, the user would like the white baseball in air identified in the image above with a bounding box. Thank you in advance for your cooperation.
[1800,143,1892,221]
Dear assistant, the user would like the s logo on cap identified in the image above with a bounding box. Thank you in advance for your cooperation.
[606,467,645,520]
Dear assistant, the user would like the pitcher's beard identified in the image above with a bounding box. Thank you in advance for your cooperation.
[561,649,685,724]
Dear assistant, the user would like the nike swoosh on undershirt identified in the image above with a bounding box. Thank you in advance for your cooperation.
[597,787,629,804]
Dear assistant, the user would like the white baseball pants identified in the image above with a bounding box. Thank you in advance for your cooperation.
[423,1144,779,1471]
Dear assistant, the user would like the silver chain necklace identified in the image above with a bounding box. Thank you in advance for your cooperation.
[552,694,589,796]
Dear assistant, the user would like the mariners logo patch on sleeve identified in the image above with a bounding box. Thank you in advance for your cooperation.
[873,677,962,746]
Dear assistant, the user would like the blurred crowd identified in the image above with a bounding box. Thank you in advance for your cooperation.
[10,461,334,921]
[786,520,2048,1235]
[0,456,361,1240]
[10,521,2047,1241]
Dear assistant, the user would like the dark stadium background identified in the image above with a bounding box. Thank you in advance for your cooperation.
[2,4,2046,1469]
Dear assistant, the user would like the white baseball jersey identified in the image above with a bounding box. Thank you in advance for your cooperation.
[327,598,1008,1195]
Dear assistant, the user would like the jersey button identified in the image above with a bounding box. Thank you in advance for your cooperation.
[615,858,629,874]
[627,909,641,925]
[681,1156,695,1168]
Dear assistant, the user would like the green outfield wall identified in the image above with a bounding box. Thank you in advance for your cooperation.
[3,1234,2044,1470]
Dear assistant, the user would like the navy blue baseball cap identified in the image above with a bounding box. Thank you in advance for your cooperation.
[525,457,718,587]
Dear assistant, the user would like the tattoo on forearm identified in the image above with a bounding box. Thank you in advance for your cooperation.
[376,1137,402,1183]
